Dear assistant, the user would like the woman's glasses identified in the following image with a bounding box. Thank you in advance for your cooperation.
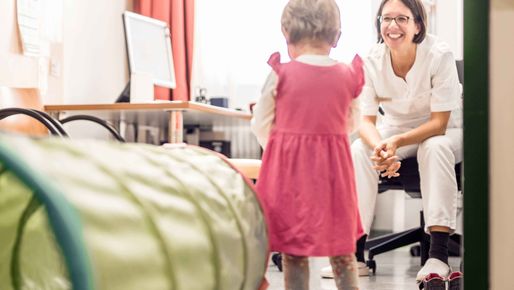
[378,15,410,26]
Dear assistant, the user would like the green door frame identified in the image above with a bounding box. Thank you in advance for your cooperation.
[463,0,489,289]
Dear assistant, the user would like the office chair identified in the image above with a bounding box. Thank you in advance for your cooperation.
[0,87,125,141]
[59,114,126,142]
[0,108,125,142]
[365,159,462,273]
[0,108,66,137]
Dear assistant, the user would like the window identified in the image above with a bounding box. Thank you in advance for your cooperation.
[192,0,374,109]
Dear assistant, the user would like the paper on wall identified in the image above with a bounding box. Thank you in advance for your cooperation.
[16,0,42,57]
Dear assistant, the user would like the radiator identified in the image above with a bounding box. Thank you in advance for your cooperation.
[212,118,262,159]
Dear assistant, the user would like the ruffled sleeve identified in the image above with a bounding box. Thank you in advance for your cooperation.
[350,54,365,98]
[267,52,282,72]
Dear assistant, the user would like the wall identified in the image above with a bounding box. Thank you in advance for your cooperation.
[490,1,514,289]
[0,0,39,89]
[62,0,132,104]
[1,0,132,104]
[434,0,463,59]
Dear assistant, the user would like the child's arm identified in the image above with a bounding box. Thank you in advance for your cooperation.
[347,54,364,136]
[250,71,278,149]
[347,98,360,136]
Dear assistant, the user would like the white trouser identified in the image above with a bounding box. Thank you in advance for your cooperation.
[351,127,463,234]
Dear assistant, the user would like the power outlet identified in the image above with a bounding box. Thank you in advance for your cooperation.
[50,59,61,77]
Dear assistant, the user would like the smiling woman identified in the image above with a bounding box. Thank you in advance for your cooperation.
[328,0,463,288]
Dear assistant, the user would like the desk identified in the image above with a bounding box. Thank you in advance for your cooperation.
[44,101,252,143]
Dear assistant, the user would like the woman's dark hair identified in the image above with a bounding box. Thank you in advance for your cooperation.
[375,0,427,44]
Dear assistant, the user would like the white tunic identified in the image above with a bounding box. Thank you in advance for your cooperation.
[360,34,462,129]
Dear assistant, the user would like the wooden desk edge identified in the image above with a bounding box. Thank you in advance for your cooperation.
[44,101,252,120]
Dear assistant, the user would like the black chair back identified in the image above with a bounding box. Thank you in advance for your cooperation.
[378,159,462,198]
[456,60,464,85]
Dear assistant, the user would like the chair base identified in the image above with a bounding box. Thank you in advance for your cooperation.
[365,211,461,273]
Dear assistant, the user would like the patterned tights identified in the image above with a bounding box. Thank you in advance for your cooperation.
[282,253,359,290]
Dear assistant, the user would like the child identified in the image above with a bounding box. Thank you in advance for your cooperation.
[251,0,364,289]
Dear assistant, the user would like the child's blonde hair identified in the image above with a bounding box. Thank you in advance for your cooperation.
[281,0,341,45]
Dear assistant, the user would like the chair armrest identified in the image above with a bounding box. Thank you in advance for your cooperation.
[0,108,63,137]
[28,109,69,137]
[60,115,125,142]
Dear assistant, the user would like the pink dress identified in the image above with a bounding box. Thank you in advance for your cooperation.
[256,52,365,256]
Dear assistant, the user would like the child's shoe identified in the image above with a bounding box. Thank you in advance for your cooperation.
[448,271,463,290]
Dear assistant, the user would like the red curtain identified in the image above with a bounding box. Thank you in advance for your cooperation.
[135,0,194,101]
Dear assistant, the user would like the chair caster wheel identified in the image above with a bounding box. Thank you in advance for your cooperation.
[271,253,283,272]
[411,245,421,257]
[366,259,376,274]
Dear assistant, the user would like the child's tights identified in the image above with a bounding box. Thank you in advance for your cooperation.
[282,253,359,290]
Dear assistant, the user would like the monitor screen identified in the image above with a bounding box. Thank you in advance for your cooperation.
[123,11,176,89]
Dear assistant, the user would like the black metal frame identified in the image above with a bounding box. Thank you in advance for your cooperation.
[0,108,125,143]
[59,115,126,142]
[28,109,69,137]
[0,108,63,137]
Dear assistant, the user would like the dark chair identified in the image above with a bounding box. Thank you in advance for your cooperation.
[365,60,464,273]
[0,108,125,142]
[364,158,462,273]
[0,108,66,137]
[59,114,126,142]
[0,87,123,141]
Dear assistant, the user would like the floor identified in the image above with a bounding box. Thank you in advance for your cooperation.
[265,247,462,290]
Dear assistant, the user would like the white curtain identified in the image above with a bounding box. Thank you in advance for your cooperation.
[192,0,375,110]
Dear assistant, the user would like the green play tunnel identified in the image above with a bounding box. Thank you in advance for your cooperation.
[0,134,268,290]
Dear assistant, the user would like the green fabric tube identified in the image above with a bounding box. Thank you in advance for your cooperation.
[0,134,268,290]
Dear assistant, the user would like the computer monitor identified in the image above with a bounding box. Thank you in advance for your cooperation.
[117,11,176,102]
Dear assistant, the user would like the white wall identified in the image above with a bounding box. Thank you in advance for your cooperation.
[1,0,132,103]
[0,0,65,104]
[434,0,463,59]
[62,0,132,104]
[490,1,514,289]
[0,0,40,89]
